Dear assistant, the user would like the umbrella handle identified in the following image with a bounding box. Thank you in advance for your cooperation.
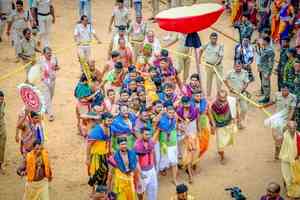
[194,48,202,89]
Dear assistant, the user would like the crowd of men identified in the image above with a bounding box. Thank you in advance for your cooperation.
[1,0,300,199]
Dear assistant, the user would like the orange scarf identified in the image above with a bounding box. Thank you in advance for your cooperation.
[26,149,51,182]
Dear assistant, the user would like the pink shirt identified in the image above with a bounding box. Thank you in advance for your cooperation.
[40,56,58,85]
[134,139,155,171]
[104,99,117,115]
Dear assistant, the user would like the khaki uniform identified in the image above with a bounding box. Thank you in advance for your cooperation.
[112,6,130,35]
[201,42,224,96]
[18,37,37,75]
[174,33,192,83]
[151,0,159,18]
[226,69,249,120]
[7,10,31,55]
[167,0,182,8]
[0,0,12,40]
[32,0,53,48]
[0,102,6,164]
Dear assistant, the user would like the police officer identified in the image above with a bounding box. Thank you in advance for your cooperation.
[31,0,55,48]
[0,0,13,42]
[257,36,275,104]
[199,32,224,98]
[7,0,31,61]
[225,62,250,129]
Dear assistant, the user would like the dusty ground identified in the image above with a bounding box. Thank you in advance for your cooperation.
[0,0,284,199]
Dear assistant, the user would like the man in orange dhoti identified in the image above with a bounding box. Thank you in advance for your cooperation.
[18,140,52,200]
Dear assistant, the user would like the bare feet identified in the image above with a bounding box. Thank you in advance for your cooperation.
[0,167,5,175]
[49,115,55,122]
[171,179,178,186]
[160,170,167,176]
[192,164,197,171]
[237,123,245,130]
[220,157,226,165]
[219,153,226,165]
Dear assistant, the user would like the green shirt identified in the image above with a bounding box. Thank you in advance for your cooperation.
[293,73,300,102]
[159,129,177,147]
[235,21,253,41]
[277,47,289,74]
[284,64,296,91]
[284,59,296,82]
[105,70,116,83]
[259,46,275,75]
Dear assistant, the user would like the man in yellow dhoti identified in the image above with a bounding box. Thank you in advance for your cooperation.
[279,121,300,199]
[108,137,138,200]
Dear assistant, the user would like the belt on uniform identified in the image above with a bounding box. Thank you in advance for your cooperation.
[115,25,128,30]
[38,12,50,16]
[115,25,127,28]
[206,62,216,66]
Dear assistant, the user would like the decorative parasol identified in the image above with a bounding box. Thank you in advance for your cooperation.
[155,3,224,84]
[18,83,46,113]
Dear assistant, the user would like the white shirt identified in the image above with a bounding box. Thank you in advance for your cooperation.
[0,0,12,14]
[112,6,130,27]
[74,23,95,45]
[32,0,52,14]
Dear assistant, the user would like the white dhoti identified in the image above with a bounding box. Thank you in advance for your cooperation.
[40,82,54,116]
[23,179,49,200]
[138,167,158,200]
[38,15,52,48]
[159,145,178,170]
[154,142,160,172]
[77,45,91,61]
[216,124,235,152]
[11,30,24,56]
[264,109,288,135]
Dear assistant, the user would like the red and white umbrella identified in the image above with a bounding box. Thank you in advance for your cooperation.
[155,3,224,85]
[18,83,46,113]
[155,3,224,34]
